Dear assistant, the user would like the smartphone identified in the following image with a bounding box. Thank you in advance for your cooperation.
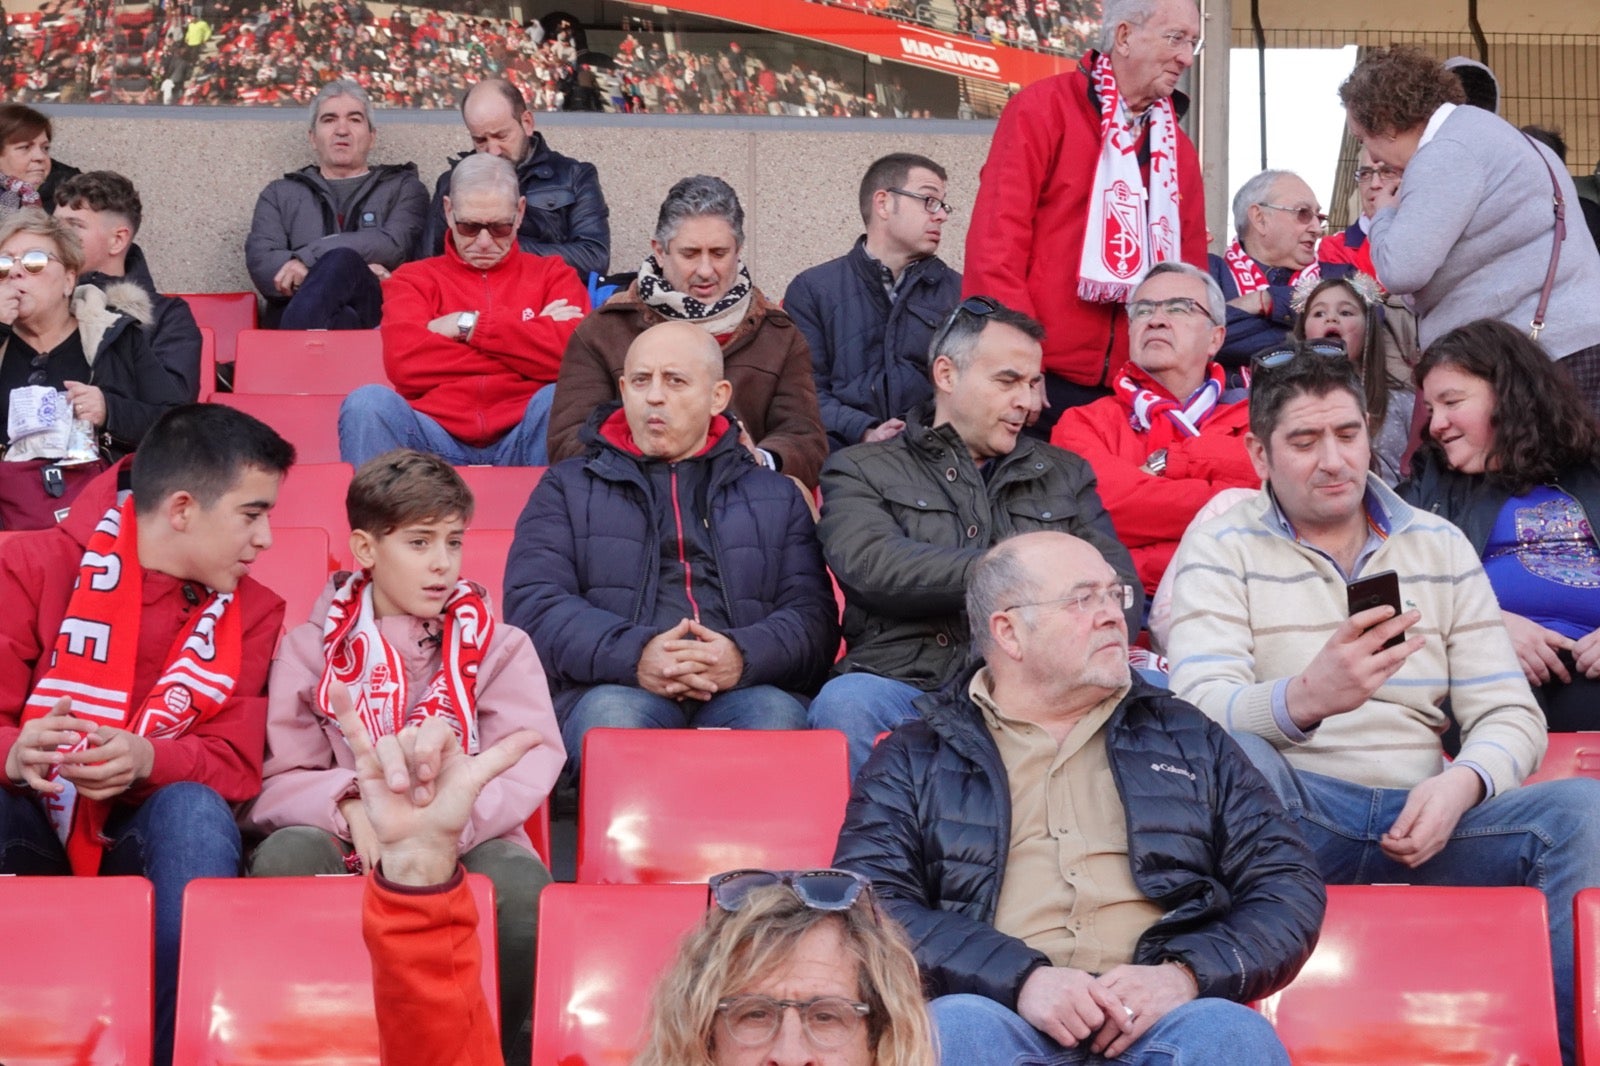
[1346,570,1405,649]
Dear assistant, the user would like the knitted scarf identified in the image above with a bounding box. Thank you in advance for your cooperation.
[317,570,491,755]
[1222,239,1319,295]
[636,254,754,336]
[23,495,242,875]
[1115,361,1227,438]
[1078,51,1184,304]
[0,175,41,214]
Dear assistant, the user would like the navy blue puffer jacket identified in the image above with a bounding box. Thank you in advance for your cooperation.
[833,667,1325,1009]
[504,407,839,714]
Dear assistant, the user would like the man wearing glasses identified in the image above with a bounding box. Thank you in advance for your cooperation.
[338,153,587,468]
[1207,168,1326,368]
[1318,148,1402,284]
[963,0,1208,435]
[835,531,1323,1064]
[785,152,963,452]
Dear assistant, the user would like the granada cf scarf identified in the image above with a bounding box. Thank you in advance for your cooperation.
[1222,239,1319,296]
[317,570,490,755]
[23,495,243,875]
[1078,51,1183,304]
[1115,361,1227,438]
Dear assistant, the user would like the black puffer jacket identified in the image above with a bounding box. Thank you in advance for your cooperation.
[833,668,1325,1009]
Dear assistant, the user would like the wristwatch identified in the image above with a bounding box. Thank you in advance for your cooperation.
[1146,448,1169,477]
[455,311,479,342]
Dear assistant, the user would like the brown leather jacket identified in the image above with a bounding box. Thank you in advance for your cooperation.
[546,283,828,487]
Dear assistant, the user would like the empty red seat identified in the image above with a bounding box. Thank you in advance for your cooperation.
[1578,887,1600,1064]
[233,329,387,395]
[213,393,346,465]
[0,875,154,1065]
[174,875,498,1064]
[456,465,544,529]
[271,462,355,569]
[1525,731,1600,785]
[576,728,849,884]
[463,527,513,607]
[530,883,706,1066]
[250,525,334,627]
[1258,885,1560,1063]
[169,291,257,366]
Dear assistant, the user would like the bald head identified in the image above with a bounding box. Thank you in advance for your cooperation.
[461,78,535,162]
[620,321,732,462]
[626,320,725,378]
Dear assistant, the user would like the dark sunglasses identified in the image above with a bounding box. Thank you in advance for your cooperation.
[0,249,59,278]
[1252,337,1348,371]
[709,868,871,913]
[25,350,48,386]
[451,218,516,240]
[928,294,1000,361]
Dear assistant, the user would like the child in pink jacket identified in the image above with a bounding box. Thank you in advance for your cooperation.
[243,449,564,1062]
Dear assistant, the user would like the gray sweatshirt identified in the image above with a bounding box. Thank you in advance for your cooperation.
[1369,104,1600,359]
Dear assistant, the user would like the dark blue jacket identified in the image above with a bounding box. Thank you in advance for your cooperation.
[1207,250,1298,369]
[785,238,961,451]
[833,668,1325,1009]
[504,407,839,715]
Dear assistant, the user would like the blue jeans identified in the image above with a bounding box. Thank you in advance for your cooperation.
[1233,732,1600,1066]
[807,672,923,779]
[339,382,554,468]
[275,246,384,330]
[0,781,243,1066]
[560,683,808,773]
[930,993,1289,1065]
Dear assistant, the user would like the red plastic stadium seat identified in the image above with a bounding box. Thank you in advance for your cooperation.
[1258,885,1560,1064]
[455,465,544,530]
[233,329,387,394]
[0,876,153,1065]
[530,883,706,1066]
[1525,731,1600,785]
[271,462,355,569]
[576,728,849,884]
[174,875,498,1064]
[1578,887,1600,1064]
[213,393,345,465]
[250,526,334,627]
[169,291,257,366]
[463,527,513,608]
[525,800,552,867]
[197,326,215,401]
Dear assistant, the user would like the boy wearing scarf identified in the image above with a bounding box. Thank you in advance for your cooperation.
[0,403,296,1066]
[244,449,563,1064]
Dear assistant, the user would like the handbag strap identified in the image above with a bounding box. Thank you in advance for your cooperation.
[1521,130,1567,341]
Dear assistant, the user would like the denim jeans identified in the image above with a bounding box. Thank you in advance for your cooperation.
[930,993,1289,1065]
[1232,732,1600,1066]
[0,781,243,1066]
[807,672,923,779]
[276,246,384,331]
[559,683,808,773]
[338,382,555,468]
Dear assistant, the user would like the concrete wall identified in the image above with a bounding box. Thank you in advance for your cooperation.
[42,109,997,300]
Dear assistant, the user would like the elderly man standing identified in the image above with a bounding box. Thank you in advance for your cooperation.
[338,153,587,468]
[963,0,1208,433]
[834,532,1324,1065]
[1208,169,1325,367]
[421,78,610,283]
[1052,262,1256,595]
[245,80,428,330]
[810,298,1140,777]
[504,320,838,771]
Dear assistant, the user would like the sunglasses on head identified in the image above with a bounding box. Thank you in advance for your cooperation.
[451,219,516,240]
[928,294,1001,360]
[0,249,59,278]
[709,868,871,913]
[1252,337,1349,371]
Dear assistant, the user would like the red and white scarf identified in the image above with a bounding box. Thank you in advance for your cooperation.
[1115,361,1227,438]
[1079,52,1184,304]
[1222,239,1319,295]
[23,495,242,875]
[317,570,491,755]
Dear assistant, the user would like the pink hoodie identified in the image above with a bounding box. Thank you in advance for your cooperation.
[245,579,564,853]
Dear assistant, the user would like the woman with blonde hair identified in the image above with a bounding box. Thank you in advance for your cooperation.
[636,868,936,1066]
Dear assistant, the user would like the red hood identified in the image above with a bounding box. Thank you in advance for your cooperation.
[60,456,134,547]
[598,408,732,459]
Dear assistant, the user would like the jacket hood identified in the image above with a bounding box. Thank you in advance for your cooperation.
[594,404,735,460]
[69,284,137,366]
[61,456,133,546]
[1442,56,1500,112]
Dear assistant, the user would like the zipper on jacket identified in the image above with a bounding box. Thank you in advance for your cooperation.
[670,464,702,622]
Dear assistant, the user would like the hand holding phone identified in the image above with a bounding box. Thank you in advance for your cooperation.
[1347,570,1406,650]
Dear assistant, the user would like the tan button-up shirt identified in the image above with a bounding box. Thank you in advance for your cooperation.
[973,670,1164,973]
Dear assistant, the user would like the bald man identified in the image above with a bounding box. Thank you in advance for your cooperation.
[504,320,839,772]
[340,153,589,468]
[420,78,610,281]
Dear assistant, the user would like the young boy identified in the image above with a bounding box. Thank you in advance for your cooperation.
[244,449,563,1062]
[0,402,296,1066]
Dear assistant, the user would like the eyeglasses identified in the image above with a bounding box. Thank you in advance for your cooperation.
[1156,29,1204,55]
[710,868,871,913]
[1258,203,1328,229]
[0,249,59,278]
[716,994,872,1050]
[928,294,1000,362]
[1005,583,1135,615]
[1128,296,1210,322]
[451,218,516,240]
[1252,338,1349,371]
[886,187,954,216]
[1352,163,1403,183]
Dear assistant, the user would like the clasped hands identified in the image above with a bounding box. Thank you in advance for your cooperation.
[636,617,744,700]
